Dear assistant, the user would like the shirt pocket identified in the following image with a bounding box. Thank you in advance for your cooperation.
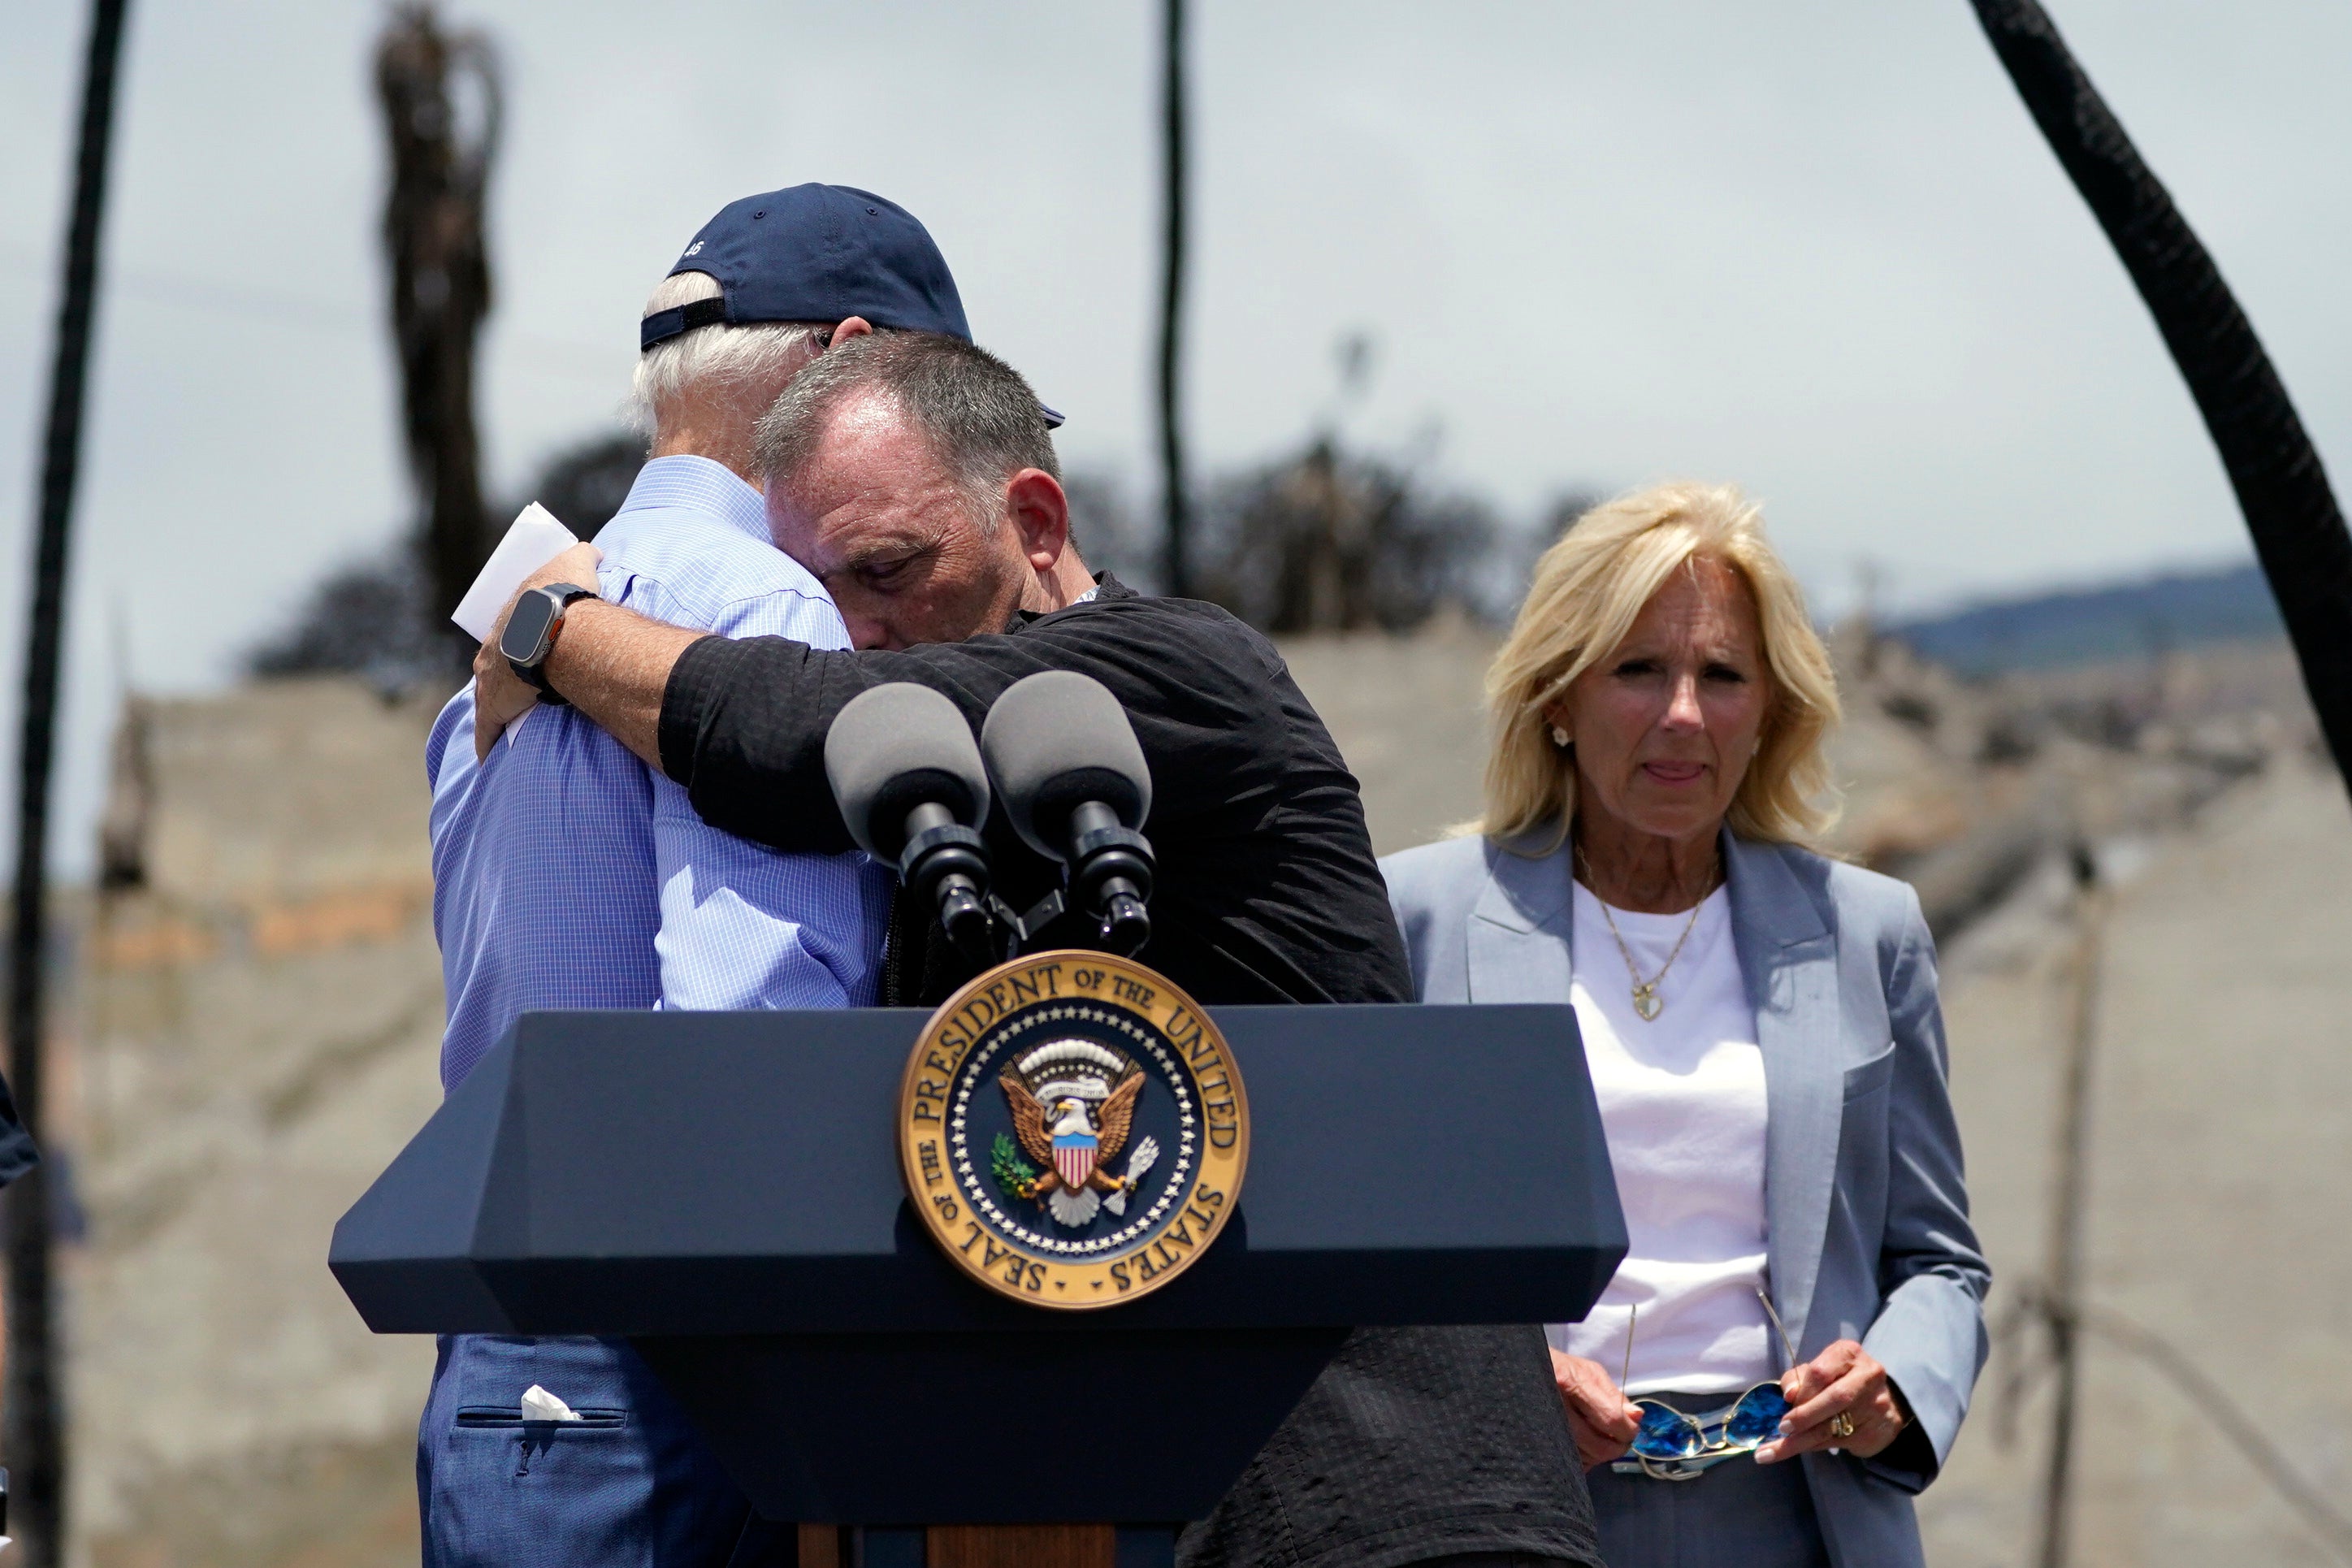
[1834,1042,1899,1256]
[1843,1040,1898,1103]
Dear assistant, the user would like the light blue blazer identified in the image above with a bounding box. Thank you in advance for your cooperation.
[1380,828,1989,1568]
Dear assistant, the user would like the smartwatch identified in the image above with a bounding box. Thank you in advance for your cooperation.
[499,583,599,704]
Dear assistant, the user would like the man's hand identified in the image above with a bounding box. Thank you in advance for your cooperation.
[1752,1339,1907,1463]
[474,541,604,760]
[1549,1349,1641,1471]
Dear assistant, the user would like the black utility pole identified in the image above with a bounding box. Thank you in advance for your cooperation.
[1156,0,1192,598]
[11,1,133,1564]
[1969,0,2352,792]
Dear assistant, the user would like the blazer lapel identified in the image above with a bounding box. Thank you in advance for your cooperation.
[1466,834,1574,1003]
[1724,833,1841,1358]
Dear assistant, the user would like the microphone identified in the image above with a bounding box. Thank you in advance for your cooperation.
[825,682,996,964]
[979,670,1155,955]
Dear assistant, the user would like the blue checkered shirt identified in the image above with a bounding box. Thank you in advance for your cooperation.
[427,457,893,1092]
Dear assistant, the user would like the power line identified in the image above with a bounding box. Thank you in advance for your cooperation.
[0,245,620,384]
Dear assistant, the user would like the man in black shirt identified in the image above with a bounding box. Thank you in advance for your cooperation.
[474,331,1599,1568]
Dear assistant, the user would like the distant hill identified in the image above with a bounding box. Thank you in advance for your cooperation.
[1889,561,2283,676]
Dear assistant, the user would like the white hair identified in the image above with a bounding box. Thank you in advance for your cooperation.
[627,270,829,435]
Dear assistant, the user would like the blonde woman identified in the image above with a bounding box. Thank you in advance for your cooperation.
[1381,483,1986,1568]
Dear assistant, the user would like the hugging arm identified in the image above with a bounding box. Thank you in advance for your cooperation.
[652,601,1298,859]
[472,544,707,765]
[487,553,1294,869]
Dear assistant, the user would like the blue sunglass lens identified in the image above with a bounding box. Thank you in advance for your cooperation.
[1725,1385,1789,1445]
[1632,1401,1703,1458]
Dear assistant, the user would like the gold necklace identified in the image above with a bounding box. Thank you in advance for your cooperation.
[1577,849,1712,1022]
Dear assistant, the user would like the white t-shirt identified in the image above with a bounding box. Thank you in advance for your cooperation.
[1547,881,1778,1395]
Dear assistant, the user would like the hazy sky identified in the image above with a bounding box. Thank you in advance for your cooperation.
[4,0,2351,872]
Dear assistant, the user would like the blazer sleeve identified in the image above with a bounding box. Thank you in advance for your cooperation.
[1860,884,1991,1491]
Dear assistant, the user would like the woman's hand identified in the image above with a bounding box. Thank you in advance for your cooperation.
[1753,1339,1905,1463]
[1550,1349,1641,1471]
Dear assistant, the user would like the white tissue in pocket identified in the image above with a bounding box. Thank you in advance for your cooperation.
[519,1384,583,1423]
[452,504,583,643]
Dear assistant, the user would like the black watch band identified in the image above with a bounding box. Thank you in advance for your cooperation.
[500,583,600,705]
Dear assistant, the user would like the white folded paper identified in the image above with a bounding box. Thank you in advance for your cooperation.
[452,503,583,643]
[519,1384,583,1423]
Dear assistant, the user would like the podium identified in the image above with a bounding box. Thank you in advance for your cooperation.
[333,1003,1625,1565]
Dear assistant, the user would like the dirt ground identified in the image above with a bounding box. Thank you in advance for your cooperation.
[57,635,2352,1566]
[1920,756,2352,1567]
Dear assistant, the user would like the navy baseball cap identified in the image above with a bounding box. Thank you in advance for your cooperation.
[643,183,1060,427]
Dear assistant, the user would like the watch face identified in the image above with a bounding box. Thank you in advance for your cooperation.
[499,589,561,665]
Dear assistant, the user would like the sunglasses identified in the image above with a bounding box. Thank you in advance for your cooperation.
[1617,1288,1800,1480]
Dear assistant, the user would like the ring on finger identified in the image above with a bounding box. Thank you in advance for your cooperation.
[1829,1410,1856,1440]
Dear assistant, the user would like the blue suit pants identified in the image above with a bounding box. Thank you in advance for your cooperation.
[418,1334,780,1568]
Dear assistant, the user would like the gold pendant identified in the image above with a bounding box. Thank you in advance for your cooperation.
[1632,984,1662,1021]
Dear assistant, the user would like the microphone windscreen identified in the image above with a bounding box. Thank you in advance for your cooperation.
[979,670,1152,862]
[824,682,990,858]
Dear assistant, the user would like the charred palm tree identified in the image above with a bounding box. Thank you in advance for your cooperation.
[1972,12,2352,1563]
[1970,0,2352,789]
[376,6,501,646]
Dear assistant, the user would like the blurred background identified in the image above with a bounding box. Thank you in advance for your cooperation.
[6,1,2352,1564]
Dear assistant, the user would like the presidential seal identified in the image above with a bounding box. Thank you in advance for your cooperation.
[899,950,1248,1309]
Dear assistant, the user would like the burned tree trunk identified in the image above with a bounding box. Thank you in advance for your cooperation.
[1969,0,2352,790]
[1156,0,1192,598]
[1195,440,1497,634]
[376,5,500,643]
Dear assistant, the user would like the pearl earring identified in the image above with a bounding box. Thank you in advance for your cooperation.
[1550,726,1571,747]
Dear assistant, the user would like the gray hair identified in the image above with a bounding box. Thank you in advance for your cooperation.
[752,332,1060,532]
[628,270,829,435]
